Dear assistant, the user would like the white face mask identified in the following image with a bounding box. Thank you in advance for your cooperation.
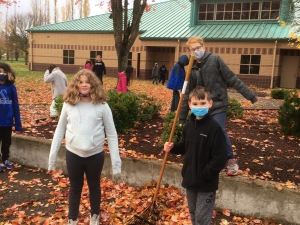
[194,49,205,60]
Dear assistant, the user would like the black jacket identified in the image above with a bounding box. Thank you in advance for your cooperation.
[170,114,228,192]
[179,52,257,122]
[93,61,106,76]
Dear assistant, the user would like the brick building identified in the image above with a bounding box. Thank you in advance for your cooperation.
[27,0,299,88]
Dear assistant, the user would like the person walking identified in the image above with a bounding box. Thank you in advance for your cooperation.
[116,65,133,92]
[152,63,159,84]
[164,86,228,225]
[166,55,189,112]
[0,63,22,171]
[83,59,93,71]
[159,63,167,85]
[92,55,106,84]
[48,69,122,225]
[179,36,258,176]
[44,64,68,118]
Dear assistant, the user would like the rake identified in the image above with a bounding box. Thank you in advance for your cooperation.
[124,55,195,225]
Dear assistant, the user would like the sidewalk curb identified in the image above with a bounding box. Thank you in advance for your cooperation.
[10,135,300,224]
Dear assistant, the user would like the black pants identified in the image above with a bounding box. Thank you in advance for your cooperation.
[0,127,12,162]
[159,74,166,85]
[96,73,103,84]
[66,150,104,220]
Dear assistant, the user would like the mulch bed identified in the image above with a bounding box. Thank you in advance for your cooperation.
[21,109,300,185]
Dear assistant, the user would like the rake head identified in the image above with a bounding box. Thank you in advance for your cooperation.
[124,202,160,225]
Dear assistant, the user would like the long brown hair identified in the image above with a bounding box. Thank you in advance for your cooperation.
[63,69,107,105]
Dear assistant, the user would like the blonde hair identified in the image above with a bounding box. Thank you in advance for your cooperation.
[186,36,205,51]
[63,69,107,105]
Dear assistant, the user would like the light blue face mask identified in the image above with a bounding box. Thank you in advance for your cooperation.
[191,107,209,117]
[0,73,7,81]
[194,49,205,60]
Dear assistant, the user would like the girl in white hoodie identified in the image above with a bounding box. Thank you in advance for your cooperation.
[48,69,121,225]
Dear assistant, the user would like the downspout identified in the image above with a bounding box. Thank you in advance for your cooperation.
[30,32,34,71]
[270,40,277,89]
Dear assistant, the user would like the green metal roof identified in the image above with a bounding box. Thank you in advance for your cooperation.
[179,21,291,40]
[27,0,291,40]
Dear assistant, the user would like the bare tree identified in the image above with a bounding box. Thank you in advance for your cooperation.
[31,0,47,26]
[83,0,90,18]
[62,0,74,21]
[53,0,59,23]
[110,0,147,71]
[45,0,51,24]
[77,0,83,18]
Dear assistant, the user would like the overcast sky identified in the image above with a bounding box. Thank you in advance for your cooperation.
[0,0,168,23]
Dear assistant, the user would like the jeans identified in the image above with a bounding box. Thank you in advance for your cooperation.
[0,127,12,162]
[66,150,105,220]
[211,112,234,159]
[171,90,180,112]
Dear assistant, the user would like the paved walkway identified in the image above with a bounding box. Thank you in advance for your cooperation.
[228,90,283,110]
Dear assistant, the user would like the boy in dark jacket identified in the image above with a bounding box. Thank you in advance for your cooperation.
[164,86,227,225]
[179,36,258,176]
[92,55,106,84]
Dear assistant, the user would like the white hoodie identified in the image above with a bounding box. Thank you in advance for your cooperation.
[48,101,121,174]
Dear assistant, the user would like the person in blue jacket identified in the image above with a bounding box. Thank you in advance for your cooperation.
[0,63,22,172]
[166,55,189,111]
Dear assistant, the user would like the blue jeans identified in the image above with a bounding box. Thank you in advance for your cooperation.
[211,112,234,159]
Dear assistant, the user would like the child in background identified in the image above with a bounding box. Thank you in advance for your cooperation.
[164,86,228,225]
[44,64,68,118]
[166,55,189,111]
[116,65,133,92]
[48,69,121,225]
[0,63,22,172]
[92,55,106,84]
[83,59,93,71]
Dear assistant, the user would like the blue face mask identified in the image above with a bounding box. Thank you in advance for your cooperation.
[0,73,7,81]
[191,107,209,117]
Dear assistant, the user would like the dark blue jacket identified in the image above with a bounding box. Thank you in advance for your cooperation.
[0,83,22,131]
[166,55,189,91]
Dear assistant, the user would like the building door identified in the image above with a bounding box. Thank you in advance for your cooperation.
[280,56,298,88]
[136,53,140,78]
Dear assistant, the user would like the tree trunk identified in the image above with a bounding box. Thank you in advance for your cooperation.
[25,53,29,65]
[111,0,147,72]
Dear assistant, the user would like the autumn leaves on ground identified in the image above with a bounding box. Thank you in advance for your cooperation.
[0,63,290,224]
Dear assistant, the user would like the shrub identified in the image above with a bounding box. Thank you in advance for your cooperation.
[54,95,64,118]
[270,88,290,99]
[137,94,162,121]
[226,97,244,119]
[106,90,139,133]
[278,90,300,137]
[158,111,184,147]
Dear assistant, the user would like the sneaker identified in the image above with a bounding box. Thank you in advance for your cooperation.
[68,219,78,225]
[2,160,14,169]
[227,158,239,176]
[89,214,99,225]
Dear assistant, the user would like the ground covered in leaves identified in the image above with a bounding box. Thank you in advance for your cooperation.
[2,71,299,224]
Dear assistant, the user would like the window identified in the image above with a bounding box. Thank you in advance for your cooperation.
[63,50,74,64]
[90,51,102,65]
[198,1,280,21]
[128,52,132,66]
[240,55,261,74]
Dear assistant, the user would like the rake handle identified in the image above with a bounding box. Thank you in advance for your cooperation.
[152,55,194,202]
